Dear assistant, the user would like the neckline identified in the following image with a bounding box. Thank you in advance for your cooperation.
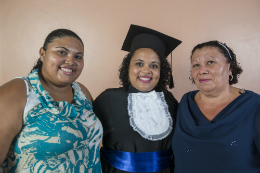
[38,71,75,104]
[28,70,85,118]
[190,90,247,123]
[36,71,77,105]
[128,84,159,93]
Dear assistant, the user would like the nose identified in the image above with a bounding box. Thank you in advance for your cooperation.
[141,65,151,74]
[65,55,75,65]
[198,64,209,75]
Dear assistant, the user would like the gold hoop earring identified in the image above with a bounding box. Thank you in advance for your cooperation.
[229,74,233,81]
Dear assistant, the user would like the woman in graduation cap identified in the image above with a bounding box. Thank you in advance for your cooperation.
[172,41,260,172]
[93,24,181,173]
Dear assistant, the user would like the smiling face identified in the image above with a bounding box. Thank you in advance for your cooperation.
[40,36,84,87]
[128,48,161,92]
[191,46,231,94]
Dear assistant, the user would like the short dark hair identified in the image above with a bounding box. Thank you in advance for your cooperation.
[30,29,84,73]
[119,49,172,92]
[190,40,243,85]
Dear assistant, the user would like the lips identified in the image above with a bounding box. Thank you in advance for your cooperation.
[138,76,151,83]
[199,79,211,83]
[60,67,74,74]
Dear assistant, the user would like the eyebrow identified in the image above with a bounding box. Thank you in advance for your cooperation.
[134,59,160,65]
[55,47,84,55]
[151,61,160,65]
[191,56,213,62]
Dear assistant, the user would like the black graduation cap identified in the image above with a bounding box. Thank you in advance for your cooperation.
[121,24,182,89]
[121,24,181,57]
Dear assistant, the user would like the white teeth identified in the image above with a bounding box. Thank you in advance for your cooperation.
[61,68,72,72]
[139,77,151,81]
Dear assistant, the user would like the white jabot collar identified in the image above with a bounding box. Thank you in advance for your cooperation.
[128,90,173,141]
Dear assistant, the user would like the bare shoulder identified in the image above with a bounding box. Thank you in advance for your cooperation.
[0,78,27,126]
[230,86,243,98]
[0,78,27,101]
[0,78,27,164]
[77,82,93,103]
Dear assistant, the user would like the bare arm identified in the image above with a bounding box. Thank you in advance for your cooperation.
[0,79,27,165]
[78,82,93,103]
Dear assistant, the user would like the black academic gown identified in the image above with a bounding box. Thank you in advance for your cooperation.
[93,85,178,173]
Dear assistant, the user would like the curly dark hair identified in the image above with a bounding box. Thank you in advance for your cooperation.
[30,29,84,73]
[189,40,243,85]
[119,49,172,92]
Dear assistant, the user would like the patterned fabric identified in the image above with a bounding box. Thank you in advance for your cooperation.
[1,70,103,173]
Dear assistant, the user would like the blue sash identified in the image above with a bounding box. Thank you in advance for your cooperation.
[101,147,172,172]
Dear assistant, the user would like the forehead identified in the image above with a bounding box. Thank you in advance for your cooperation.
[131,48,160,62]
[192,46,224,60]
[49,37,84,51]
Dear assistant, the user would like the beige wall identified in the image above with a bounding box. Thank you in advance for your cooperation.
[0,0,2,80]
[0,0,259,101]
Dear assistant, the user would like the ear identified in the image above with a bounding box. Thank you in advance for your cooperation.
[229,64,232,75]
[39,47,45,59]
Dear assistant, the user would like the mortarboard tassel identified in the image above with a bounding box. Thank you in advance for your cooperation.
[169,53,174,89]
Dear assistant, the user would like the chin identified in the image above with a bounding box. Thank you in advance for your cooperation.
[137,86,154,92]
[58,79,75,85]
[139,89,151,92]
[199,87,216,93]
[196,83,213,92]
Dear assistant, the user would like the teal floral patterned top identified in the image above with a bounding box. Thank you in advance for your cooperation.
[1,70,103,173]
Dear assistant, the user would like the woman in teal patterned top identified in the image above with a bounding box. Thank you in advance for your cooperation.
[0,29,103,172]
